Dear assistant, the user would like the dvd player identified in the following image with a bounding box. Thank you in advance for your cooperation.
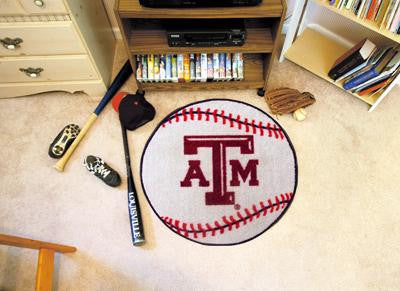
[139,0,262,8]
[167,20,246,47]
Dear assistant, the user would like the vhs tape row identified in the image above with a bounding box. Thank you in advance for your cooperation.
[136,53,244,83]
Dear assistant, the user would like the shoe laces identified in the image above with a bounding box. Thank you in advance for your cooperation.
[89,158,111,178]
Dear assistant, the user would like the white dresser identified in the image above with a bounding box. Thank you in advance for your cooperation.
[0,0,115,98]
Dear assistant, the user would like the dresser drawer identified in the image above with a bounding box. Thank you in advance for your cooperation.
[0,55,98,83]
[0,0,26,15]
[0,0,67,15]
[0,21,85,56]
[19,0,67,15]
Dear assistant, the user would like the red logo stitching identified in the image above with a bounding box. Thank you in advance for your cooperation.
[180,135,259,205]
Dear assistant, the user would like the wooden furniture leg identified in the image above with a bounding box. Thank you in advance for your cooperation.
[35,249,55,291]
[0,234,76,291]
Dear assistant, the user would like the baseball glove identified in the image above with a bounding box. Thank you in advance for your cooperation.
[265,87,316,115]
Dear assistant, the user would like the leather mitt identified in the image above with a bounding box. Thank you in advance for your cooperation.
[265,87,316,115]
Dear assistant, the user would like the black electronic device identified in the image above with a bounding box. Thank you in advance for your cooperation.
[139,0,262,8]
[167,20,246,47]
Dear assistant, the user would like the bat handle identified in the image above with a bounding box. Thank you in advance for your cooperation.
[54,113,97,172]
[121,124,145,246]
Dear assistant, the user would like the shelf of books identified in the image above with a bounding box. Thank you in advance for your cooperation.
[285,28,400,109]
[134,53,265,91]
[313,0,400,43]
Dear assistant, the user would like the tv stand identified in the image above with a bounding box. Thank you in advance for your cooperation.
[115,0,286,95]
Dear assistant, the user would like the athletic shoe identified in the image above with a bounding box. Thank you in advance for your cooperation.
[48,124,80,159]
[84,155,121,187]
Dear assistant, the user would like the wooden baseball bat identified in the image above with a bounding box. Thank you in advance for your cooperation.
[54,60,133,172]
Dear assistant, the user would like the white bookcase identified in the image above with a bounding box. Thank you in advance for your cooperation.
[280,0,400,112]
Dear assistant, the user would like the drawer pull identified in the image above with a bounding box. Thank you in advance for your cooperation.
[33,0,45,7]
[20,67,44,78]
[1,38,23,50]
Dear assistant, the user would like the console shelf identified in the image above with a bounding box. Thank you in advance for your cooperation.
[115,0,286,93]
[118,0,283,18]
[128,28,274,54]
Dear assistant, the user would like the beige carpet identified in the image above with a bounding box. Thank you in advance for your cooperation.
[1,43,400,291]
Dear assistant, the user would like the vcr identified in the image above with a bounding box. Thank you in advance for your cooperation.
[139,0,262,8]
[167,20,246,47]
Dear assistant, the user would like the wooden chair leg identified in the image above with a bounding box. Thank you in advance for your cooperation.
[35,248,55,291]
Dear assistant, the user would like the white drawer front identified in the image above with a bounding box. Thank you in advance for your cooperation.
[0,0,67,15]
[19,0,67,14]
[0,55,98,83]
[0,0,26,15]
[0,21,85,56]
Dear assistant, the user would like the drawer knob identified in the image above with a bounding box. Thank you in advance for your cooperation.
[20,67,44,78]
[33,0,45,7]
[0,37,23,50]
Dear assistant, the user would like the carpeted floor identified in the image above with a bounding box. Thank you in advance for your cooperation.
[1,43,400,291]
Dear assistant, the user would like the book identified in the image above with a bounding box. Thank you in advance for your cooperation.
[195,54,201,81]
[236,53,244,80]
[189,53,196,81]
[358,77,392,95]
[148,54,154,82]
[376,0,391,25]
[343,47,397,90]
[136,55,142,82]
[328,38,376,80]
[171,55,178,83]
[142,55,148,83]
[346,0,354,9]
[177,54,184,82]
[364,0,373,18]
[213,53,220,81]
[154,54,160,82]
[385,0,400,29]
[160,54,166,82]
[389,3,400,31]
[219,53,226,80]
[336,46,387,82]
[183,54,190,82]
[368,0,382,19]
[357,0,366,17]
[226,53,232,80]
[207,54,213,81]
[201,53,208,82]
[166,54,172,82]
[232,53,238,80]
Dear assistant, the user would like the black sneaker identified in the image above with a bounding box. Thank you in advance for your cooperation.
[84,155,121,187]
[48,124,80,159]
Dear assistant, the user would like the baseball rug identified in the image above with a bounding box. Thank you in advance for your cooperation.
[141,99,297,245]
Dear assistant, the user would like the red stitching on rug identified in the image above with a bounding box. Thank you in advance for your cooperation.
[163,192,293,239]
[189,108,195,120]
[197,107,202,120]
[221,110,226,124]
[205,108,211,121]
[251,120,257,134]
[259,121,264,136]
[244,118,249,132]
[228,113,234,127]
[182,109,187,122]
[236,115,242,130]
[161,107,286,140]
[213,109,218,123]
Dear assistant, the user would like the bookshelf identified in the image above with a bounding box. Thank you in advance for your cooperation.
[281,0,400,112]
[312,0,400,43]
[115,0,286,94]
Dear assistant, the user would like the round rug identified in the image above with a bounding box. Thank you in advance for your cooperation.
[141,99,297,245]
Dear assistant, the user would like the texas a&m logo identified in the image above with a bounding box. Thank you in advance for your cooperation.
[180,135,259,206]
